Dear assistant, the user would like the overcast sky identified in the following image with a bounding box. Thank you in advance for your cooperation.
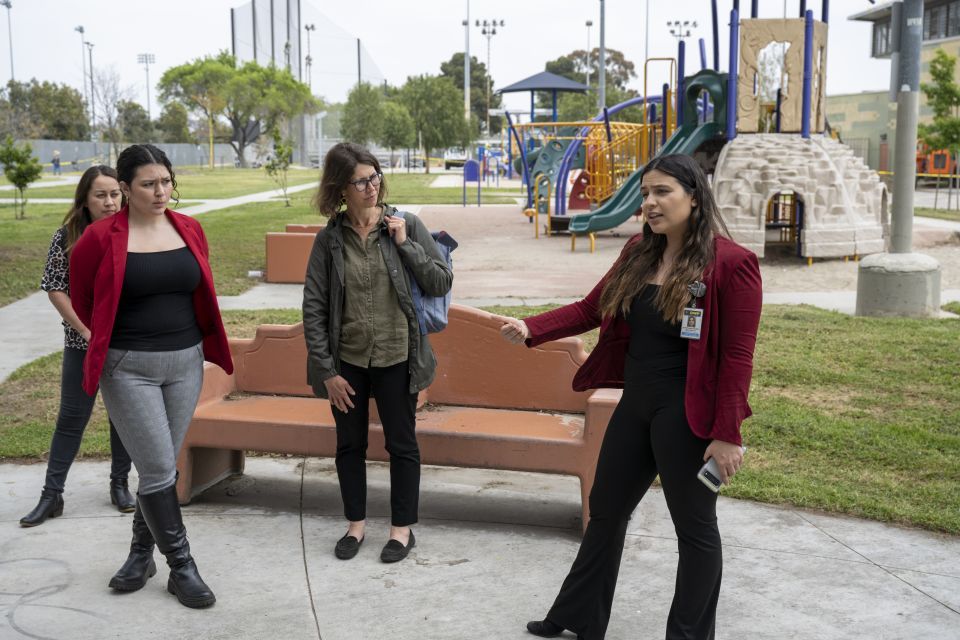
[1,0,889,118]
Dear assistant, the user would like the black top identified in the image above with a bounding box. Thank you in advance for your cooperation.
[627,285,688,376]
[110,247,203,351]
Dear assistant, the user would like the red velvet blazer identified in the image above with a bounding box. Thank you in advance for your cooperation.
[524,235,762,445]
[69,207,234,395]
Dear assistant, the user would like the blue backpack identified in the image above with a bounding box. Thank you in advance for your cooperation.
[393,210,457,334]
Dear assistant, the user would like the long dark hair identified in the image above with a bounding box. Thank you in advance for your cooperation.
[116,143,180,204]
[599,154,730,321]
[314,142,387,217]
[62,165,120,254]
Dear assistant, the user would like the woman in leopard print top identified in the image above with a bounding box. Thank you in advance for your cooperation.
[20,166,136,527]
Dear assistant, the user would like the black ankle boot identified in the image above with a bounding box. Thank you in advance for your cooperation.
[526,619,565,638]
[110,478,136,513]
[138,484,216,609]
[19,489,64,527]
[109,501,157,591]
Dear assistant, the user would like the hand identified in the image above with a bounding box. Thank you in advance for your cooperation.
[703,440,744,485]
[323,375,356,413]
[385,215,407,246]
[492,314,530,344]
[79,327,92,342]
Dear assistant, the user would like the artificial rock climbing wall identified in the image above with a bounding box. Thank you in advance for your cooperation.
[712,134,887,258]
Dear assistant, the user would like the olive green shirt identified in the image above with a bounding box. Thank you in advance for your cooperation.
[339,211,409,368]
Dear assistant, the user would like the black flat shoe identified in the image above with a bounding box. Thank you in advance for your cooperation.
[526,619,564,638]
[20,490,64,527]
[110,479,136,513]
[334,534,364,560]
[380,530,415,563]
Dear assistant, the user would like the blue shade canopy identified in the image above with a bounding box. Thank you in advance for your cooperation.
[497,71,590,94]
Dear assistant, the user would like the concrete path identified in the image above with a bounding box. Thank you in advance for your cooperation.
[2,458,958,640]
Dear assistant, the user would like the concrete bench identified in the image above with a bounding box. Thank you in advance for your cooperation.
[176,304,620,528]
[263,224,324,283]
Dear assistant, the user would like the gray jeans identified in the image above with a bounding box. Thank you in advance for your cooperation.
[98,343,204,494]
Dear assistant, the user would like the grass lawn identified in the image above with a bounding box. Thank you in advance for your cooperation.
[382,173,516,205]
[2,304,957,534]
[944,301,960,315]
[0,202,77,306]
[915,207,960,223]
[20,167,321,200]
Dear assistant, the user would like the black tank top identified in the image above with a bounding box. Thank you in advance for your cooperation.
[626,285,688,377]
[110,247,203,351]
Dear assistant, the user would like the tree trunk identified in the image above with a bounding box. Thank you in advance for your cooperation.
[424,148,431,174]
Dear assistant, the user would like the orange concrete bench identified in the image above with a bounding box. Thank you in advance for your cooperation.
[176,304,621,528]
[263,224,323,283]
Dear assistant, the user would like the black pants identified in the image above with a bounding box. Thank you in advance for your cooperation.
[44,347,132,494]
[546,356,721,640]
[332,359,420,527]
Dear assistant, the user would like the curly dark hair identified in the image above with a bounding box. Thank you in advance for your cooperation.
[116,143,180,204]
[314,142,387,216]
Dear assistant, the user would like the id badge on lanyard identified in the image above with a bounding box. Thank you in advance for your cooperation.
[681,281,706,340]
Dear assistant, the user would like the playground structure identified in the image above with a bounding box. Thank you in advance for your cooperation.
[504,1,888,261]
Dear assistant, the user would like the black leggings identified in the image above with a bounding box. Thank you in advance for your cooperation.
[546,356,721,640]
[332,359,420,527]
[44,347,132,494]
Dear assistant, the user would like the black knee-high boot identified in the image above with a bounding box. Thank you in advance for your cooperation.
[138,484,216,609]
[108,501,157,591]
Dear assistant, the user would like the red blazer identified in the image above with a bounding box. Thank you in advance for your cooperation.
[69,207,234,396]
[524,235,762,445]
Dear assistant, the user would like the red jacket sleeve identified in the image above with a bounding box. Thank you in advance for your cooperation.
[68,228,101,328]
[709,251,762,444]
[523,235,641,346]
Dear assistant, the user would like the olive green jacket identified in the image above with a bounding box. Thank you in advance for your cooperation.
[302,205,453,397]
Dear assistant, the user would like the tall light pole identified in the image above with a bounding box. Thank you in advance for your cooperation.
[1,0,13,82]
[463,0,471,123]
[667,19,698,44]
[75,26,87,117]
[476,19,504,136]
[585,20,593,88]
[304,23,315,90]
[137,53,155,124]
[86,42,95,136]
[599,0,606,111]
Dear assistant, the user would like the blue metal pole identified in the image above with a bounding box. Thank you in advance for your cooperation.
[712,0,720,71]
[505,111,533,208]
[552,90,558,121]
[822,0,829,23]
[751,0,758,18]
[661,84,669,141]
[530,90,535,122]
[775,88,782,132]
[699,38,707,70]
[677,40,686,128]
[802,9,813,138]
[732,0,739,11]
[602,107,613,142]
[726,9,739,140]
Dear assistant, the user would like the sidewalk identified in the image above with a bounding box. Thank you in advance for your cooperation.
[2,458,958,640]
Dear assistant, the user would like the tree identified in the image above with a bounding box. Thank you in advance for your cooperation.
[400,75,471,174]
[93,67,136,162]
[340,82,384,146]
[0,79,89,140]
[160,52,319,167]
[546,48,637,91]
[378,101,416,167]
[439,52,502,134]
[156,102,194,143]
[117,100,153,142]
[0,136,44,219]
[264,128,294,206]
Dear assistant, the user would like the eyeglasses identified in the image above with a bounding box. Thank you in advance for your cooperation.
[347,172,383,192]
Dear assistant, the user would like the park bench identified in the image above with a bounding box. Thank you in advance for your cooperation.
[175,304,621,529]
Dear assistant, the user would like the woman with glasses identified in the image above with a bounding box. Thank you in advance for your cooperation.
[303,142,452,563]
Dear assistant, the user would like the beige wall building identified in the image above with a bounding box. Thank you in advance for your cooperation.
[826,1,960,170]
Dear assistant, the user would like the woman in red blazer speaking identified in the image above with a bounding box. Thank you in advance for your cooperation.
[70,144,232,609]
[498,154,762,640]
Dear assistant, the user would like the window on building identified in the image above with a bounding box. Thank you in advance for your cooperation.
[924,3,948,40]
[874,20,891,56]
[949,1,960,37]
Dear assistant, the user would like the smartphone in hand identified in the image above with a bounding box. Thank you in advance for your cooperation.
[697,447,746,492]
